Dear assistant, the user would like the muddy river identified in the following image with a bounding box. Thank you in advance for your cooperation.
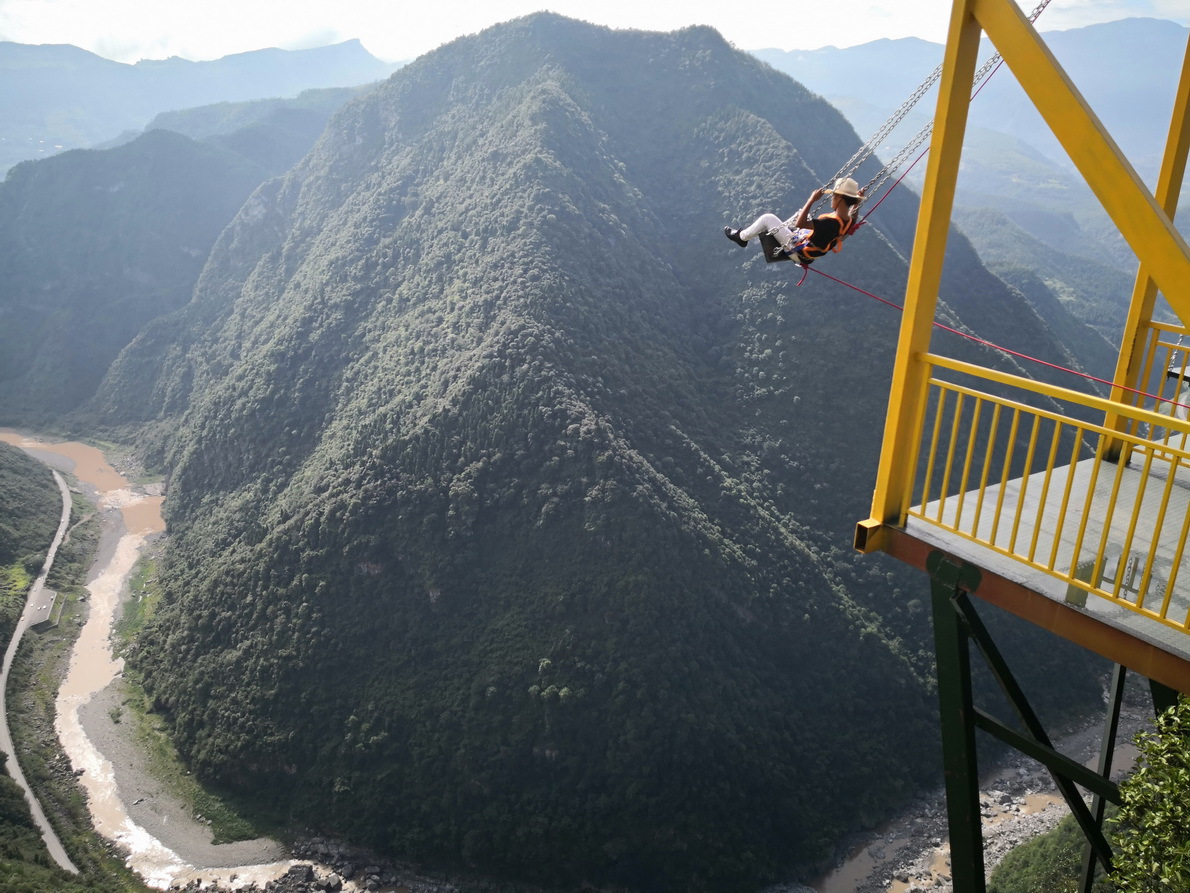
[0,431,297,890]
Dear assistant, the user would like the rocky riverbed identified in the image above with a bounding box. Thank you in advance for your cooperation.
[792,676,1156,893]
[7,432,1162,893]
[157,687,1158,893]
[159,833,566,893]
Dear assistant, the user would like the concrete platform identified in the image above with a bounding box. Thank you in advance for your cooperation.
[889,455,1190,690]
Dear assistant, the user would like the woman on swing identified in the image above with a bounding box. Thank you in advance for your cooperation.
[724,177,864,264]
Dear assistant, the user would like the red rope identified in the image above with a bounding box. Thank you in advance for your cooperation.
[785,37,1190,411]
[822,55,1190,411]
[805,265,1187,411]
[792,48,1189,412]
[813,53,1190,405]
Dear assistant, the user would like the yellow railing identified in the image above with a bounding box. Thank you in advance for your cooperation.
[907,353,1190,635]
[1122,320,1190,450]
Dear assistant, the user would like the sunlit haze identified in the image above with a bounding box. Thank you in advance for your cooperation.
[1,0,1188,64]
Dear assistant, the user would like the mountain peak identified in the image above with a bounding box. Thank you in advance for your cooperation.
[114,15,1061,891]
[2,12,1106,891]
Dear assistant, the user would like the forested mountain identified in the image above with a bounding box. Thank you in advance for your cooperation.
[954,206,1136,343]
[754,17,1187,182]
[0,86,368,423]
[0,39,398,175]
[82,14,1110,890]
[145,86,367,172]
[0,130,269,422]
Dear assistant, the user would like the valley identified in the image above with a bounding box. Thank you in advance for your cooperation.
[0,12,1178,891]
[0,431,292,889]
[0,429,1156,893]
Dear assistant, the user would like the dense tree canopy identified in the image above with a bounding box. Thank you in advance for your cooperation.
[96,15,1115,891]
[1110,696,1190,892]
[0,443,59,642]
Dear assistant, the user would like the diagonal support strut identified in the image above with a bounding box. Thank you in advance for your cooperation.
[927,552,1121,890]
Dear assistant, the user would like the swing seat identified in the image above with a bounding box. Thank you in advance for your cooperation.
[759,232,792,263]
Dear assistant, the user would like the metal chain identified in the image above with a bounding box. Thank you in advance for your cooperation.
[819,0,1053,210]
[824,61,945,188]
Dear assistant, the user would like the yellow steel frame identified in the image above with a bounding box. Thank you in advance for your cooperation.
[859,0,1190,642]
[1105,42,1190,456]
[907,355,1190,633]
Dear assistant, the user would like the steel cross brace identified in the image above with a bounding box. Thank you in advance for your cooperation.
[926,552,1120,892]
[1079,663,1127,893]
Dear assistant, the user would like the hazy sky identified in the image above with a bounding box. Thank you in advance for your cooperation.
[1,0,1188,63]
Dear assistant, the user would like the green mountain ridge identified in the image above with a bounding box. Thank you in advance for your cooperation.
[0,86,372,424]
[0,38,399,175]
[955,205,1138,341]
[80,13,1110,891]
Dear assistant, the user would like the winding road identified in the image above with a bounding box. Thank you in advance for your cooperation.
[0,431,295,891]
[0,467,80,873]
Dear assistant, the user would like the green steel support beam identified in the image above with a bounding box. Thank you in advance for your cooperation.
[926,552,1128,887]
[971,710,1119,804]
[952,590,1115,873]
[1080,664,1127,893]
[1150,678,1181,715]
[928,553,985,892]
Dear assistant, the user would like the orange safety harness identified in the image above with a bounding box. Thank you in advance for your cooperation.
[791,210,859,261]
[759,210,860,268]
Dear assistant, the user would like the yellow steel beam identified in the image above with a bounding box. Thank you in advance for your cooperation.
[972,0,1190,321]
[865,0,983,533]
[1105,31,1190,453]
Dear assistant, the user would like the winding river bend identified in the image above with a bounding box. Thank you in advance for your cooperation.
[0,431,295,890]
[5,432,1146,893]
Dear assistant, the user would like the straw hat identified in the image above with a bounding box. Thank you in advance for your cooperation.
[825,177,862,199]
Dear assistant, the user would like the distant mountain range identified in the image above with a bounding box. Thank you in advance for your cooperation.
[0,87,363,422]
[0,14,1153,890]
[754,17,1186,181]
[4,17,1177,343]
[755,17,1190,333]
[0,38,401,174]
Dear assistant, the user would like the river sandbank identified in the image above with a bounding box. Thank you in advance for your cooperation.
[1,430,297,890]
[804,675,1156,893]
[79,681,291,885]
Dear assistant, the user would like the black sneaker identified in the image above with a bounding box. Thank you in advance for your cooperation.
[724,226,747,247]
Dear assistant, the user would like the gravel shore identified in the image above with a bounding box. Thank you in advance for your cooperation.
[79,680,289,870]
[62,462,294,888]
[797,676,1157,893]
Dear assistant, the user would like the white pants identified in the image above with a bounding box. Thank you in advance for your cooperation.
[740,213,803,250]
